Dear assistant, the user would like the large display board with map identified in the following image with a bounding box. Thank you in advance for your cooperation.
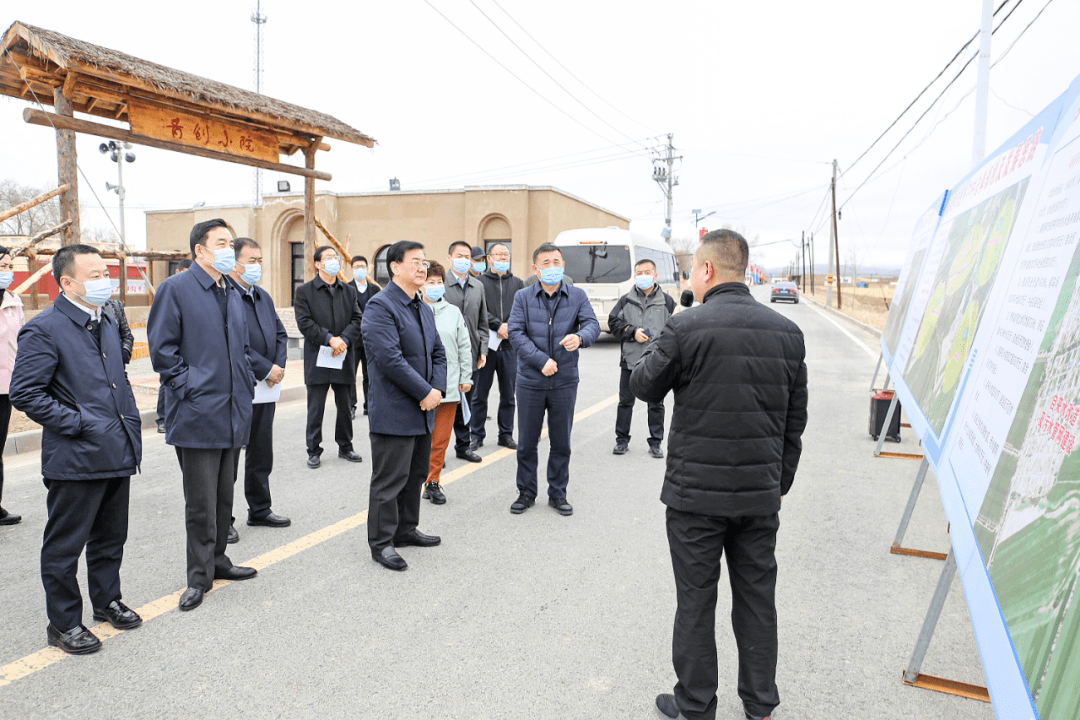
[881,72,1080,720]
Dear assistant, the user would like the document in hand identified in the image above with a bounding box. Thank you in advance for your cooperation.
[316,345,345,370]
[253,379,281,404]
[488,329,501,351]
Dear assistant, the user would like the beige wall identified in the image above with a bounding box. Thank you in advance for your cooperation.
[145,186,628,307]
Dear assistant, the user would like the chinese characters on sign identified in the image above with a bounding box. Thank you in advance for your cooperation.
[128,101,279,164]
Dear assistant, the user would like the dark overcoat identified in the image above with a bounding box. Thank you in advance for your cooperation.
[293,276,363,385]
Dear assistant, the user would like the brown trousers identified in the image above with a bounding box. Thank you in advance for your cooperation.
[427,401,459,484]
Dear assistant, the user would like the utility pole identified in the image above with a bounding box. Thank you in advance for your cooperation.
[251,0,267,207]
[972,0,993,166]
[827,159,838,308]
[810,232,815,295]
[652,134,681,241]
[801,231,806,292]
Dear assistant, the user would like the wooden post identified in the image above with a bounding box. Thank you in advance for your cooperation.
[118,254,127,305]
[302,141,319,282]
[53,87,81,246]
[28,249,39,310]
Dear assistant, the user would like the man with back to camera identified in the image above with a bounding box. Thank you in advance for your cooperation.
[293,246,364,469]
[349,254,382,418]
[148,218,259,612]
[443,241,488,462]
[361,241,447,571]
[608,258,675,459]
[631,229,808,720]
[225,237,290,544]
[472,242,524,450]
[507,242,600,517]
[10,244,143,654]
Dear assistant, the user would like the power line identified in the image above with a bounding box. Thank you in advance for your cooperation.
[843,0,1014,177]
[487,0,662,136]
[422,0,647,155]
[465,0,649,151]
[407,147,642,189]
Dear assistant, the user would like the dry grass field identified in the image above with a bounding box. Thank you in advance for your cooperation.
[801,281,895,331]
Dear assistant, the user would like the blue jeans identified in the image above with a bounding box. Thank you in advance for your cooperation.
[515,384,577,499]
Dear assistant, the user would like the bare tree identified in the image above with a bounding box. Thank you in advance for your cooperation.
[0,179,117,244]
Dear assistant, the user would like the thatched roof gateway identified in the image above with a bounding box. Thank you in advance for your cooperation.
[0,21,375,153]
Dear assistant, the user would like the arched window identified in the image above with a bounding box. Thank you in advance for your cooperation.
[480,215,511,258]
[374,244,391,286]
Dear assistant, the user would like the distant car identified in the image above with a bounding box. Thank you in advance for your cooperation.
[770,281,799,304]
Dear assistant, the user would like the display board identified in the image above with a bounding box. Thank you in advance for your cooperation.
[881,72,1080,720]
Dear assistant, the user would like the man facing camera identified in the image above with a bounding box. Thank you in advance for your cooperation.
[632,229,808,720]
[361,241,447,571]
[148,218,259,612]
[11,244,143,654]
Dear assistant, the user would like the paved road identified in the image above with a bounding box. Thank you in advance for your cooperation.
[0,286,992,719]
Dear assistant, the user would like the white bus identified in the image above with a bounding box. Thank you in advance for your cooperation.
[553,227,681,332]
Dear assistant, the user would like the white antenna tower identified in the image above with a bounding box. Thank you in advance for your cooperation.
[251,0,267,206]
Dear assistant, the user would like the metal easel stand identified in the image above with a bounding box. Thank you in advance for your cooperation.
[902,550,990,703]
[870,352,885,392]
[874,392,925,460]
[890,458,948,561]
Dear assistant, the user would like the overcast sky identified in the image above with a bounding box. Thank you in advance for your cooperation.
[2,0,1077,272]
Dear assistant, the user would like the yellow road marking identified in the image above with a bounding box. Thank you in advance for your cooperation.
[0,392,619,689]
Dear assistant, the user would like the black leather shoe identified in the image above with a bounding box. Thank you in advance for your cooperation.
[214,566,257,581]
[469,438,484,451]
[549,497,573,516]
[497,437,517,449]
[393,529,441,547]
[655,693,689,720]
[179,587,204,611]
[456,449,482,463]
[372,545,407,571]
[47,624,101,655]
[227,524,239,544]
[338,450,363,463]
[248,512,291,528]
[156,424,166,434]
[307,454,321,469]
[92,600,142,630]
[613,443,629,455]
[510,492,535,514]
[0,507,21,525]
[424,482,446,505]
[649,446,665,459]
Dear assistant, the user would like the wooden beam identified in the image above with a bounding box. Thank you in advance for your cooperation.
[118,254,127,305]
[313,217,350,282]
[85,96,97,113]
[52,87,80,246]
[23,109,333,181]
[303,143,318,282]
[0,184,70,224]
[61,70,76,99]
[14,258,51,297]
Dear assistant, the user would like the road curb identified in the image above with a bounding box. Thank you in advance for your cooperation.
[2,384,308,458]
[800,292,883,338]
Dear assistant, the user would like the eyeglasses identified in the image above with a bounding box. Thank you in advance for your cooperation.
[489,253,510,260]
[399,260,430,270]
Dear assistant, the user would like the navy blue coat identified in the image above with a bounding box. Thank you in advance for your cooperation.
[10,294,142,480]
[508,281,600,390]
[361,281,447,436]
[148,263,256,449]
[228,278,288,379]
[293,276,363,386]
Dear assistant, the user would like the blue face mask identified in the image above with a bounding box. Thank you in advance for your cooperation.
[473,261,487,274]
[79,277,114,307]
[204,246,236,275]
[425,284,446,302]
[493,261,510,274]
[0,271,13,290]
[539,266,564,285]
[354,267,368,281]
[635,274,655,290]
[241,263,262,285]
[322,258,341,277]
[452,257,472,275]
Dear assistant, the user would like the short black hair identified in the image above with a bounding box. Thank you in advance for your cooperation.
[0,245,10,259]
[634,258,656,271]
[487,242,509,256]
[387,240,425,265]
[351,255,368,265]
[177,259,192,271]
[234,237,260,255]
[190,218,229,258]
[314,245,336,264]
[532,242,562,264]
[53,244,102,285]
[448,241,471,257]
[699,229,749,275]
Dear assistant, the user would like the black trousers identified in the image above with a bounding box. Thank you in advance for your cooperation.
[616,366,665,447]
[41,476,130,629]
[347,344,370,414]
[516,385,576,500]
[176,447,238,590]
[0,394,10,507]
[452,370,480,452]
[666,508,780,720]
[306,383,354,456]
[471,345,517,444]
[367,432,431,551]
[232,402,275,521]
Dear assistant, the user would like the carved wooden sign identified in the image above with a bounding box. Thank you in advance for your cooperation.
[128,100,279,164]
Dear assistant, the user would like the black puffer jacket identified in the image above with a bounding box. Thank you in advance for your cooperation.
[630,282,808,517]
